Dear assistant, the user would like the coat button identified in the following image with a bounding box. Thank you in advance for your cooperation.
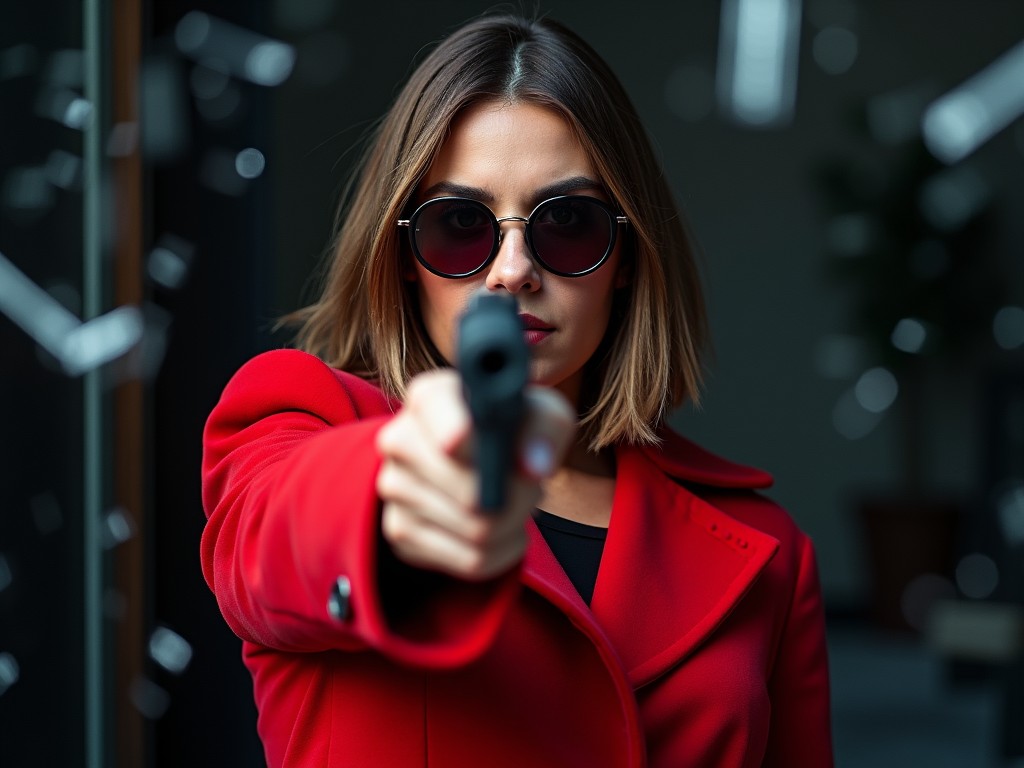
[327,575,352,622]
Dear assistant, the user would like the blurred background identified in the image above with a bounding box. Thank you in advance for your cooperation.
[1,0,1022,765]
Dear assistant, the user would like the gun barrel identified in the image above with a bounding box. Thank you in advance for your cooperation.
[457,292,529,511]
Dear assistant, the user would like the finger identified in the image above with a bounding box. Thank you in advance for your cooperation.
[375,458,471,531]
[403,369,473,460]
[382,501,528,581]
[377,456,538,548]
[376,409,477,510]
[517,386,577,480]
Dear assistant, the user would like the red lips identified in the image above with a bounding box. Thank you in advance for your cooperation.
[519,313,552,331]
[519,313,553,346]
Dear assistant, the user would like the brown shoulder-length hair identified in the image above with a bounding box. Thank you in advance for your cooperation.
[288,14,709,449]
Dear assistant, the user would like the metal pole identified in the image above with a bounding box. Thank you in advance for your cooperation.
[83,0,106,765]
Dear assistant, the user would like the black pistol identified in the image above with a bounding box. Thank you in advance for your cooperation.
[457,292,529,512]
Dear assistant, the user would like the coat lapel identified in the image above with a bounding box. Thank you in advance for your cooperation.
[584,441,778,688]
[520,430,780,689]
[522,520,590,614]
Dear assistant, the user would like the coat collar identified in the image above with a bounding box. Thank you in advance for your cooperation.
[638,426,774,490]
[522,433,779,688]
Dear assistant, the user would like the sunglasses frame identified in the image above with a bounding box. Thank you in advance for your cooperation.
[397,195,628,279]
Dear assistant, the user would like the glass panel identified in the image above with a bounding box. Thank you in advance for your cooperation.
[0,3,107,766]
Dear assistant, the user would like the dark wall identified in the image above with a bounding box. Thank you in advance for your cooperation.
[0,5,88,767]
[148,3,278,765]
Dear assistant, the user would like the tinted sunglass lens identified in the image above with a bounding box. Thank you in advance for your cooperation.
[531,197,613,275]
[414,199,495,276]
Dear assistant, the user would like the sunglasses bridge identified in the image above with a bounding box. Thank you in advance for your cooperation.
[493,214,529,247]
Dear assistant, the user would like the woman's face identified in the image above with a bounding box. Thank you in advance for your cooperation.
[408,100,626,408]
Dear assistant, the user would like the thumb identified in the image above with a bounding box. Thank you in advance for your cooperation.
[518,386,577,480]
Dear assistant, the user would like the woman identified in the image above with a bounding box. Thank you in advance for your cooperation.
[201,13,833,768]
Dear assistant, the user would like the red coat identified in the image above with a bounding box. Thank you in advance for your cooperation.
[201,349,833,767]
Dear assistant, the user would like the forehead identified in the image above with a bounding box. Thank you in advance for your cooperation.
[421,100,598,196]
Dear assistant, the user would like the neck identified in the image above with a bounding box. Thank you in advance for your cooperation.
[537,438,617,527]
[562,438,616,478]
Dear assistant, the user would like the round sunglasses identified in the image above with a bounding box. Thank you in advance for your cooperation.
[397,195,628,279]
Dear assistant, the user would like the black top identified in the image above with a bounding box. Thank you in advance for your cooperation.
[533,510,608,605]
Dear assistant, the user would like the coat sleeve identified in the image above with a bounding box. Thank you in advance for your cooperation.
[200,349,520,669]
[763,533,835,767]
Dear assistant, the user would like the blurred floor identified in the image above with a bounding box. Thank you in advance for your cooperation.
[828,621,1017,767]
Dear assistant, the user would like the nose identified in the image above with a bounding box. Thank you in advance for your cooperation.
[484,218,541,294]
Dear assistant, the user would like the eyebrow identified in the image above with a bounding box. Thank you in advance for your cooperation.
[419,176,605,205]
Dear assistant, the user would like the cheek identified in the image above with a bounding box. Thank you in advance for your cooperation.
[580,266,622,337]
[415,275,472,365]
